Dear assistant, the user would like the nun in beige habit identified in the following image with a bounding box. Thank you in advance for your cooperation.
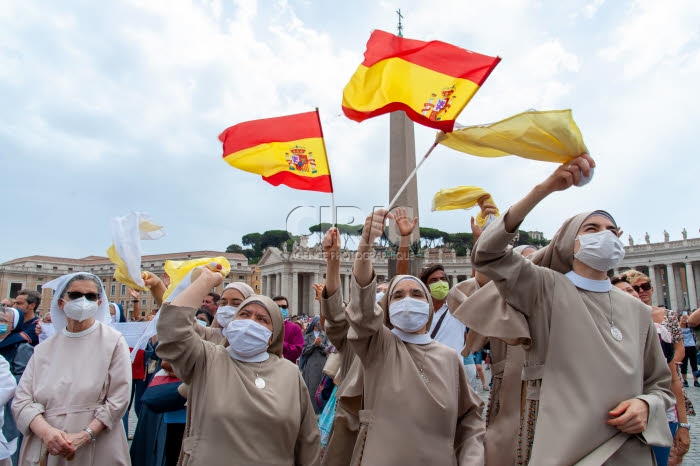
[12,272,131,465]
[448,246,534,465]
[156,266,320,465]
[341,210,485,465]
[319,227,363,466]
[467,154,674,465]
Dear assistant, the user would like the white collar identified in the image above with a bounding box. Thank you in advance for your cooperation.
[391,328,432,345]
[63,320,100,338]
[565,270,612,292]
[226,347,270,363]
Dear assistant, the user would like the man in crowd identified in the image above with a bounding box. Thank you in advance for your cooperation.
[12,290,41,346]
[420,265,465,356]
[198,292,220,323]
[273,295,304,363]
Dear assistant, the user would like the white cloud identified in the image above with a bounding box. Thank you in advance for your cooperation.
[0,0,699,263]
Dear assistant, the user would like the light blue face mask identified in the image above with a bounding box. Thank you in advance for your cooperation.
[280,307,289,319]
[0,324,7,334]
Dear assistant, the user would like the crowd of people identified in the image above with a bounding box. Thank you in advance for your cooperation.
[0,153,697,464]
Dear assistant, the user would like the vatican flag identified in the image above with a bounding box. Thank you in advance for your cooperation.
[107,212,165,291]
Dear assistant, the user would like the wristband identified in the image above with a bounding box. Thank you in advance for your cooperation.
[82,427,97,442]
[678,422,690,430]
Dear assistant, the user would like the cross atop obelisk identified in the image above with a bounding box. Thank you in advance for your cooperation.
[388,9,421,276]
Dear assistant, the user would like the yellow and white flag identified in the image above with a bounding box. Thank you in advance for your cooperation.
[107,212,165,291]
[436,109,587,164]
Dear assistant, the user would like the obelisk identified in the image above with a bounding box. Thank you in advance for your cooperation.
[388,10,422,277]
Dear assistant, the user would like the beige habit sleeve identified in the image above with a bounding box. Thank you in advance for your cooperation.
[322,288,348,352]
[636,319,676,447]
[295,372,323,466]
[471,214,548,317]
[157,304,208,384]
[94,336,132,429]
[192,321,227,346]
[11,356,44,435]
[345,275,391,364]
[455,359,487,465]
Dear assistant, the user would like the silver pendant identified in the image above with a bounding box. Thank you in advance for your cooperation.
[610,325,623,342]
[255,377,266,389]
[420,370,429,385]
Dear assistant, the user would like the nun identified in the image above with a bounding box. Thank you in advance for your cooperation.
[156,265,320,465]
[12,273,131,465]
[468,154,674,464]
[192,281,255,346]
[339,210,485,465]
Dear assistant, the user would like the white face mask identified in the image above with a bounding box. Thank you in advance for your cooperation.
[574,230,625,272]
[388,297,430,333]
[223,319,272,357]
[196,319,208,327]
[216,305,238,328]
[375,292,385,303]
[63,297,99,322]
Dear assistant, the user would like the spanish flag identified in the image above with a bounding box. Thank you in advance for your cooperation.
[220,110,333,193]
[343,30,500,132]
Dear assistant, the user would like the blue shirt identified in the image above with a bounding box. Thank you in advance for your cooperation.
[682,327,695,347]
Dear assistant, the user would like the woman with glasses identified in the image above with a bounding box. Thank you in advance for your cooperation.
[12,273,131,465]
[624,269,690,465]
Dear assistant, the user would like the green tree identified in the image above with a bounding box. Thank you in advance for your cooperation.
[260,230,291,251]
[225,243,244,253]
[242,233,263,255]
[419,227,446,248]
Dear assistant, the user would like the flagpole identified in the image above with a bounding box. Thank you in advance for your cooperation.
[315,108,336,227]
[387,140,438,211]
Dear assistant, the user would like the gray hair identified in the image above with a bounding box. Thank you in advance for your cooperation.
[58,274,103,298]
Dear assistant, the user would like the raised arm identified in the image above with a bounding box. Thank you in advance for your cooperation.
[346,210,393,362]
[156,265,225,384]
[393,207,418,276]
[472,154,594,314]
[143,271,167,308]
[321,227,350,350]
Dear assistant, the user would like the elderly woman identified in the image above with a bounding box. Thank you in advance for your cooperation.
[624,269,689,465]
[464,154,674,464]
[156,265,320,465]
[336,209,485,465]
[300,316,329,413]
[12,272,131,465]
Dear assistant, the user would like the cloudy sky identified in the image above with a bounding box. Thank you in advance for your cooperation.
[1,0,699,263]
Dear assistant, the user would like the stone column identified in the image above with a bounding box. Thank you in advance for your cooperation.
[344,273,351,302]
[686,262,698,310]
[666,264,679,310]
[291,273,299,314]
[280,269,289,300]
[277,273,282,296]
[648,266,658,307]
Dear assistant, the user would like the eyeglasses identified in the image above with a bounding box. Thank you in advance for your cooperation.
[632,282,652,293]
[64,291,100,302]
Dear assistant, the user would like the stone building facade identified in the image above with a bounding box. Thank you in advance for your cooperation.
[0,251,252,316]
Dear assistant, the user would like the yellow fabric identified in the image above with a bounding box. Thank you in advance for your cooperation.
[106,244,146,291]
[432,186,500,228]
[437,109,587,164]
[223,137,330,177]
[343,58,481,121]
[107,213,165,291]
[162,257,231,302]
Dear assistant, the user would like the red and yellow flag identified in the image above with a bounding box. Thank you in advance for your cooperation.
[219,110,333,193]
[342,30,501,132]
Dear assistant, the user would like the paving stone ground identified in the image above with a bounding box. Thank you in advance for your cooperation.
[474,367,700,465]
